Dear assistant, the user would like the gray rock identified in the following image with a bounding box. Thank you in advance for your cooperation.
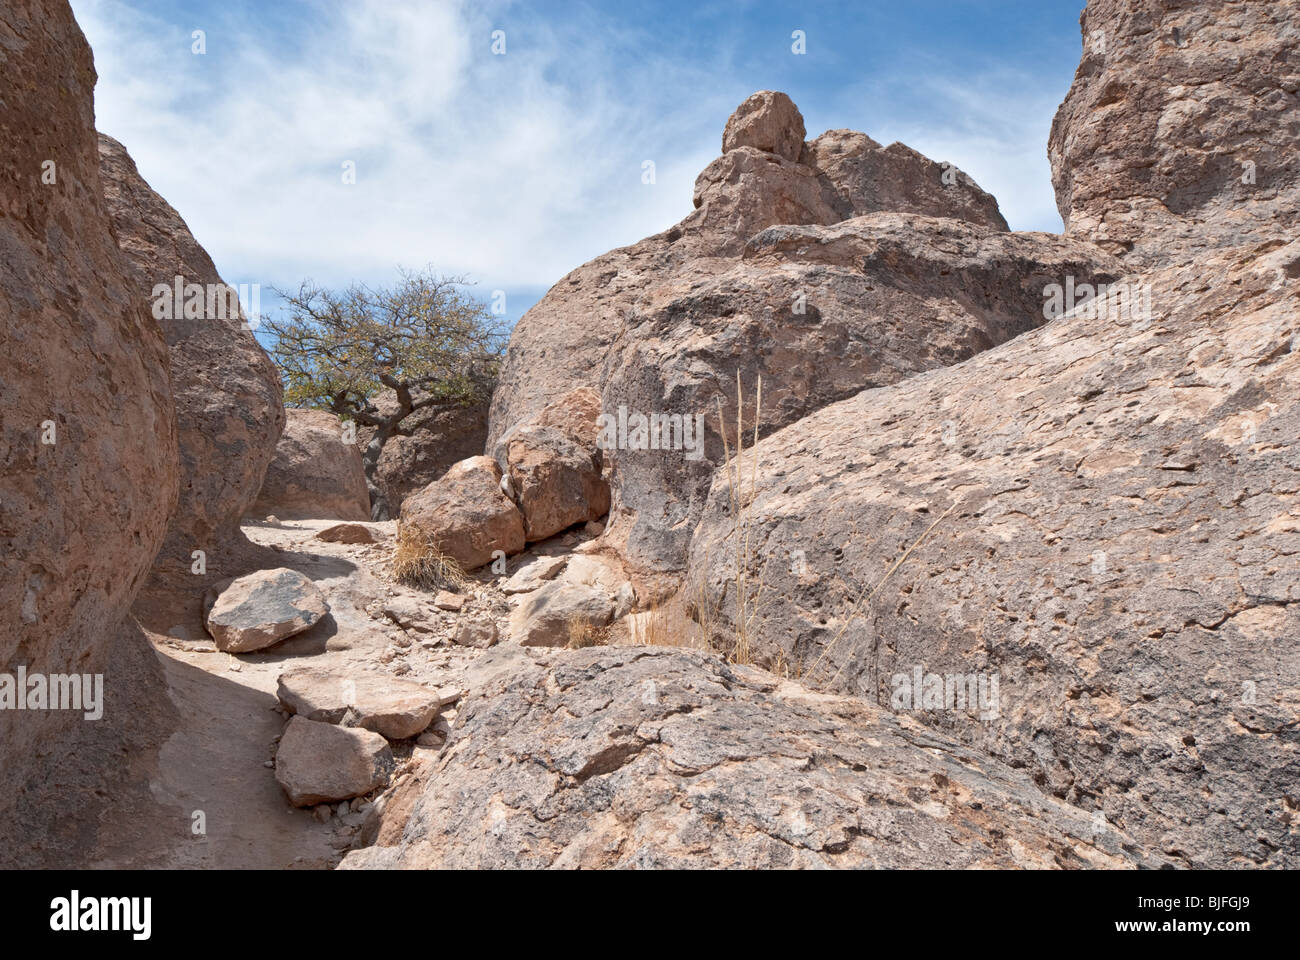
[203,568,328,653]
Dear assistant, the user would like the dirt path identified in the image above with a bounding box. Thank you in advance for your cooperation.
[104,517,516,869]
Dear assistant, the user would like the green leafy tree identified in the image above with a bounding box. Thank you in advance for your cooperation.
[262,268,505,519]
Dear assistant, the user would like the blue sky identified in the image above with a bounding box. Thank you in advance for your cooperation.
[70,0,1089,331]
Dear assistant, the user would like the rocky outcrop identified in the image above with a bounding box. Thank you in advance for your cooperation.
[601,215,1119,589]
[1048,0,1300,266]
[252,409,370,521]
[488,91,1103,595]
[686,1,1300,868]
[98,134,285,562]
[399,456,525,570]
[343,647,1165,868]
[487,90,1008,451]
[359,393,490,520]
[0,0,179,858]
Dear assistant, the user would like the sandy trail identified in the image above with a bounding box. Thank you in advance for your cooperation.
[102,517,511,869]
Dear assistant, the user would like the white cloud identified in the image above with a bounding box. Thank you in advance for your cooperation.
[70,0,1070,310]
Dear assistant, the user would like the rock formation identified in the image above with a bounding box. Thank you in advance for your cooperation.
[489,90,1120,595]
[0,0,179,859]
[687,0,1300,867]
[343,647,1165,868]
[252,409,370,521]
[1048,0,1300,266]
[98,134,285,562]
[399,456,525,570]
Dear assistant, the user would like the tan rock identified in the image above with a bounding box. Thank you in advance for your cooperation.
[721,90,806,162]
[316,523,375,544]
[400,456,525,570]
[98,134,285,559]
[509,582,615,647]
[452,620,499,649]
[252,408,370,520]
[505,425,610,542]
[0,0,179,843]
[277,667,441,740]
[275,717,394,807]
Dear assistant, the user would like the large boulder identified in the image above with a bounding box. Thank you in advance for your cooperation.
[399,456,525,570]
[98,134,285,560]
[686,0,1300,868]
[1048,0,1300,266]
[0,0,179,856]
[343,648,1165,868]
[721,90,806,162]
[203,568,329,653]
[252,408,370,521]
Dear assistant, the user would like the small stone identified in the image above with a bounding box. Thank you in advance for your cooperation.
[434,591,464,612]
[452,620,499,649]
[316,523,375,544]
[313,804,332,822]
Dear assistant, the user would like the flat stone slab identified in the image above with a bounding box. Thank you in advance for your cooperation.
[277,666,442,740]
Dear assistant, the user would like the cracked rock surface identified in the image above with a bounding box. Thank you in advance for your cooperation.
[343,647,1166,869]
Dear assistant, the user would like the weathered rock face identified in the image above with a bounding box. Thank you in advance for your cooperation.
[98,134,285,558]
[275,717,394,807]
[0,0,179,838]
[686,2,1300,868]
[360,393,490,520]
[804,130,1009,230]
[487,92,1058,594]
[252,408,370,521]
[343,648,1165,868]
[203,568,329,653]
[487,90,1008,449]
[399,456,525,570]
[1048,0,1300,266]
[601,216,1118,590]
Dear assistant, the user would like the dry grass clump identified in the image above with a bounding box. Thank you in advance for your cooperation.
[567,617,610,649]
[391,521,467,590]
